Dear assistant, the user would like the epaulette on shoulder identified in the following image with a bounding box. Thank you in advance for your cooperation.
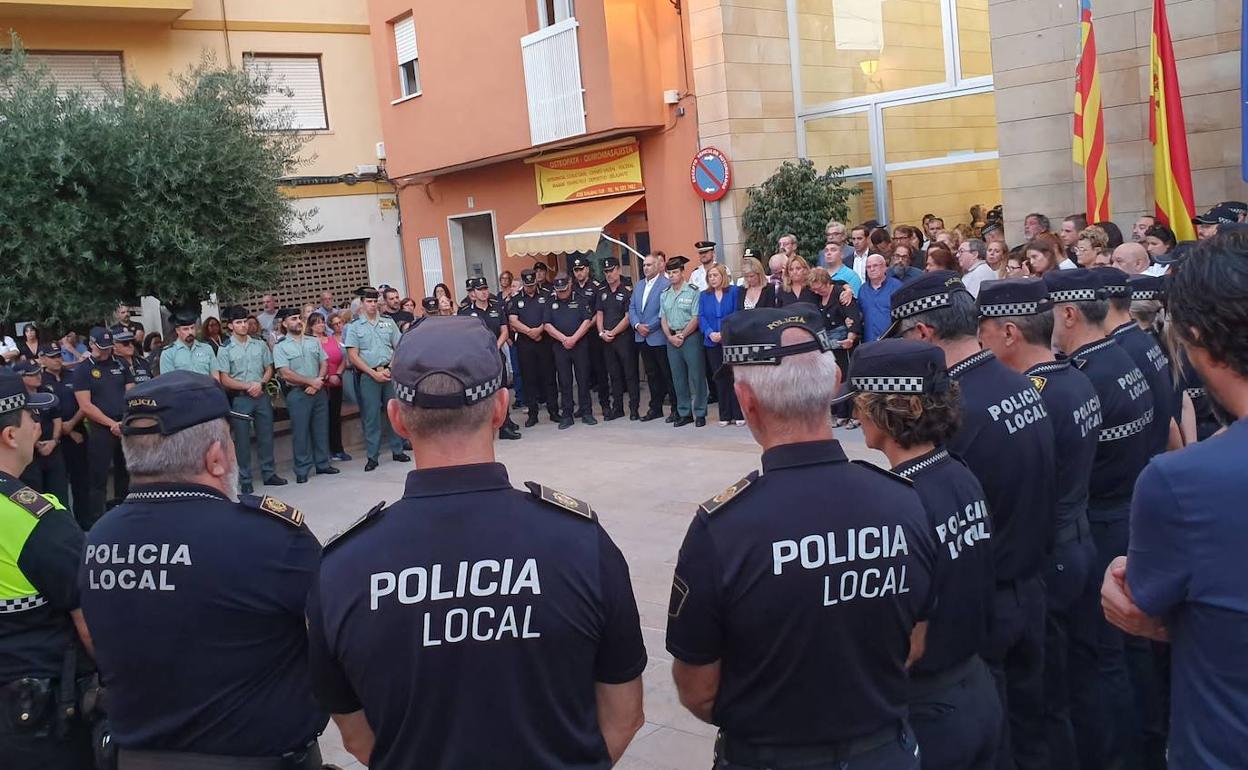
[1072,357,1089,370]
[524,482,595,521]
[238,494,305,527]
[698,471,759,516]
[325,501,386,552]
[1029,375,1048,393]
[6,485,54,518]
[851,460,914,487]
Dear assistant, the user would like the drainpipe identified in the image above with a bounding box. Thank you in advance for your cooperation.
[219,0,233,63]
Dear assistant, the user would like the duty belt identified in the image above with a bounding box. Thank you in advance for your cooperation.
[118,741,321,770]
[716,720,904,768]
[908,655,982,701]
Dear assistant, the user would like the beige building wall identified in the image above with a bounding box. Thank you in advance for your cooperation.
[991,0,1244,240]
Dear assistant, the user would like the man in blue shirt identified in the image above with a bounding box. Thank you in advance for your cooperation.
[858,254,901,342]
[1103,231,1248,770]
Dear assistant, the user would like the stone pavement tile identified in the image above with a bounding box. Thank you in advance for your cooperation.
[624,725,716,769]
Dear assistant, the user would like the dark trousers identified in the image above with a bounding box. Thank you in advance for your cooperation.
[2,721,96,770]
[516,337,558,418]
[833,348,854,419]
[602,334,640,414]
[552,340,591,418]
[910,657,1001,770]
[327,385,345,454]
[508,344,524,404]
[705,346,741,421]
[1043,534,1095,770]
[85,423,127,527]
[639,342,673,414]
[61,431,89,523]
[714,722,920,770]
[982,576,1046,770]
[20,447,69,509]
[587,333,610,410]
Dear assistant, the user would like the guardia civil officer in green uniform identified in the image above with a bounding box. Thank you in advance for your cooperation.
[159,308,221,379]
[344,288,410,472]
[216,306,287,495]
[274,310,340,484]
[0,369,97,769]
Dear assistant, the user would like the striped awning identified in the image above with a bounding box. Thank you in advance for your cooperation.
[504,194,642,257]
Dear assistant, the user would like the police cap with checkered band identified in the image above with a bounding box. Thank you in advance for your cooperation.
[1042,268,1104,303]
[390,316,504,408]
[883,270,970,338]
[0,368,57,415]
[830,339,952,405]
[715,304,832,383]
[976,277,1051,318]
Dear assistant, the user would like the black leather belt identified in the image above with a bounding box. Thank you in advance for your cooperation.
[716,721,904,767]
[119,741,320,770]
[908,655,981,701]
[1054,514,1092,545]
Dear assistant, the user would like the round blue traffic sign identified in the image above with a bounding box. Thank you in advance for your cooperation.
[691,147,732,202]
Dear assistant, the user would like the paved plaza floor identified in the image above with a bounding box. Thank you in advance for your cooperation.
[280,406,881,769]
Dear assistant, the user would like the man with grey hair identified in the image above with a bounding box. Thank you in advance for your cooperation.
[956,238,996,297]
[1024,213,1051,240]
[308,316,646,768]
[824,220,855,267]
[79,371,327,768]
[666,306,935,770]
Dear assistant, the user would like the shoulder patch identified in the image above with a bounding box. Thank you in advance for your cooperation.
[851,459,914,486]
[7,485,53,518]
[325,501,385,551]
[1029,375,1047,393]
[524,482,595,521]
[239,494,305,527]
[699,471,759,516]
[1072,358,1088,370]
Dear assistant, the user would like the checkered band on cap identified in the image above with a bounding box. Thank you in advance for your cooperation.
[850,376,927,394]
[0,594,47,614]
[980,301,1044,317]
[1184,387,1205,399]
[722,343,777,365]
[1049,288,1099,303]
[892,292,951,320]
[1101,284,1130,298]
[1099,408,1154,442]
[393,372,503,405]
[1131,289,1160,300]
[0,392,26,414]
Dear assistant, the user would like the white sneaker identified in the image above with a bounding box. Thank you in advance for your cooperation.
[734,420,746,426]
[718,420,729,427]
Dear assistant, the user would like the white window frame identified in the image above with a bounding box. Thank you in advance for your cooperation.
[537,0,575,28]
[418,237,444,293]
[393,14,421,100]
[25,51,125,104]
[243,54,329,132]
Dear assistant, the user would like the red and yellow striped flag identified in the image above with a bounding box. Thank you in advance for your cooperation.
[1149,0,1196,240]
[1073,0,1111,222]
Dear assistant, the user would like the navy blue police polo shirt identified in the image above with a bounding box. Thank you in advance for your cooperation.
[79,485,326,755]
[457,300,506,338]
[1025,360,1102,537]
[42,370,79,424]
[1111,321,1174,456]
[574,278,603,315]
[506,290,550,332]
[307,463,646,770]
[542,293,593,338]
[69,355,132,421]
[1179,359,1220,441]
[945,350,1056,582]
[893,448,994,677]
[598,282,633,330]
[666,440,936,745]
[1068,338,1155,508]
[122,354,153,385]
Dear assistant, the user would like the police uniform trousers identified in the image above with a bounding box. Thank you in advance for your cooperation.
[118,742,322,770]
[85,422,127,527]
[981,575,1046,770]
[587,331,610,412]
[1041,516,1095,770]
[355,372,403,461]
[507,343,524,405]
[714,721,921,770]
[602,333,640,416]
[19,447,69,512]
[638,340,674,415]
[326,383,346,456]
[61,429,89,525]
[552,338,592,418]
[833,348,854,419]
[1,715,95,770]
[516,336,559,420]
[666,332,708,418]
[704,345,741,422]
[909,656,1001,770]
[229,394,276,486]
[284,389,330,477]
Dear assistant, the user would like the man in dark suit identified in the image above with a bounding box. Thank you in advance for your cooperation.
[628,252,675,421]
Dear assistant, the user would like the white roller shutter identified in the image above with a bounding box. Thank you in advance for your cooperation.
[419,237,444,293]
[244,55,328,131]
[26,52,124,103]
[394,16,418,66]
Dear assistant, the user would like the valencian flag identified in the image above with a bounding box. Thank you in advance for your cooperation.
[1149,0,1197,239]
[1073,0,1110,222]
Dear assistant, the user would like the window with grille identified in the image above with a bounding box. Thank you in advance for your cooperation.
[393,15,421,98]
[234,240,371,313]
[243,54,329,131]
[25,52,124,104]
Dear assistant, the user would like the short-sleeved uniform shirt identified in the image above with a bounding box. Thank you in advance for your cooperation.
[273,336,327,380]
[0,476,86,681]
[947,350,1056,582]
[507,289,551,333]
[573,279,602,316]
[158,340,220,377]
[894,448,994,677]
[660,283,700,332]
[1069,338,1154,509]
[216,337,273,383]
[79,484,326,754]
[121,354,153,385]
[343,315,401,369]
[457,301,506,339]
[1111,321,1174,457]
[1128,417,1248,769]
[598,282,633,331]
[307,463,646,770]
[42,370,79,424]
[69,354,133,422]
[1025,360,1102,534]
[542,293,593,339]
[666,440,936,745]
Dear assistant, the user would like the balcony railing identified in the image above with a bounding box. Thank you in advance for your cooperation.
[520,17,586,146]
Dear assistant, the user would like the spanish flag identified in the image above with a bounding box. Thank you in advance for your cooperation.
[1149,0,1196,240]
[1073,0,1111,222]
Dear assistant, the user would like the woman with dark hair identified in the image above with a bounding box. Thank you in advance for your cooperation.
[433,283,453,305]
[312,312,351,462]
[16,323,42,361]
[851,340,999,770]
[400,297,417,316]
[1093,220,1124,249]
[200,316,225,353]
[811,267,864,427]
[1142,224,1177,261]
[777,255,818,306]
[1025,233,1071,275]
[869,227,893,260]
[925,245,959,272]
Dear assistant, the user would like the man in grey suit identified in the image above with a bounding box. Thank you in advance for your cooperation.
[629,252,675,421]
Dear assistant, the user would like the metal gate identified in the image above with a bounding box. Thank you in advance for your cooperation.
[237,239,370,312]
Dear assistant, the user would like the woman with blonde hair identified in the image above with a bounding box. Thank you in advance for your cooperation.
[698,263,742,425]
[736,256,777,310]
[986,240,1010,278]
[777,255,818,306]
[1075,225,1109,268]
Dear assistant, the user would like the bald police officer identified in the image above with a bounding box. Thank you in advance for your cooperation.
[78,371,327,769]
[885,271,1056,770]
[307,316,646,769]
[667,306,935,770]
[159,308,220,379]
[0,370,96,770]
[458,276,522,440]
[72,327,134,526]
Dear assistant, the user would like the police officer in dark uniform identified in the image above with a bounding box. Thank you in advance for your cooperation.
[15,361,69,506]
[571,255,610,417]
[595,256,641,420]
[458,276,522,440]
[39,345,89,519]
[71,327,133,527]
[884,271,1056,770]
[420,296,439,317]
[543,273,597,429]
[79,371,327,769]
[507,269,560,426]
[111,326,153,386]
[976,278,1101,767]
[842,339,999,770]
[0,370,96,770]
[1043,269,1156,770]
[667,306,935,770]
[306,316,646,769]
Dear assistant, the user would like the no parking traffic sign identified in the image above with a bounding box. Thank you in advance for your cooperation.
[690,147,731,202]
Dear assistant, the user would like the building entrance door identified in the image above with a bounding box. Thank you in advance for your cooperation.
[448,212,500,296]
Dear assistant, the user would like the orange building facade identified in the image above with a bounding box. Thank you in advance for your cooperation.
[365,0,706,296]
